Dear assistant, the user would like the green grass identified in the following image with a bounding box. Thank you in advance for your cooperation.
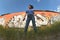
[0,22,60,40]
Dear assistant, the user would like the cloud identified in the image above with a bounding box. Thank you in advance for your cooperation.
[37,0,40,2]
[57,6,60,12]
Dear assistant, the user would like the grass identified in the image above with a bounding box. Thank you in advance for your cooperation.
[0,21,60,40]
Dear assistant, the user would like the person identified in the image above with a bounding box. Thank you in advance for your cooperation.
[24,4,37,33]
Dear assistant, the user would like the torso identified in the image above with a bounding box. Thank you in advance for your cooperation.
[26,9,34,18]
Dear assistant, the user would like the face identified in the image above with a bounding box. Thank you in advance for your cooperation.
[28,5,31,9]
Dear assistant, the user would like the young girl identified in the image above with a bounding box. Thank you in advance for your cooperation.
[24,4,37,33]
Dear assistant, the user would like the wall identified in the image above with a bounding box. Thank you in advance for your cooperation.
[0,10,60,28]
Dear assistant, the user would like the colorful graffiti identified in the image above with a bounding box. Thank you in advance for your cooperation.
[8,14,49,28]
[0,10,60,28]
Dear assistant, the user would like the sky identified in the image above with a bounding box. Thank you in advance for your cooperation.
[0,0,60,15]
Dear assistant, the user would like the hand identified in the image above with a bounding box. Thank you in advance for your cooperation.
[23,17,25,21]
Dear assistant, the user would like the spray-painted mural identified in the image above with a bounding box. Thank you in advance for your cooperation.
[8,14,48,28]
[0,10,60,28]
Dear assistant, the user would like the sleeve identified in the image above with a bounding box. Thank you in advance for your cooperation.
[33,10,34,14]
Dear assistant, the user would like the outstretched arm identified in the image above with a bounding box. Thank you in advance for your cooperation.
[35,15,44,21]
[23,14,26,21]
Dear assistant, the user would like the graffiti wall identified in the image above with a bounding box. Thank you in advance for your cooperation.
[8,14,49,28]
[0,10,60,28]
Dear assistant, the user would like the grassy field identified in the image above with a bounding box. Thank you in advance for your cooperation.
[0,22,60,40]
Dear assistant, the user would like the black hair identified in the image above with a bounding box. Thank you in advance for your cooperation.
[28,4,34,9]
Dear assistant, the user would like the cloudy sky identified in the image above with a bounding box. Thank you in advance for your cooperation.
[0,0,60,15]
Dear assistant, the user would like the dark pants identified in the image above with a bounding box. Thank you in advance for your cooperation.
[24,14,37,33]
